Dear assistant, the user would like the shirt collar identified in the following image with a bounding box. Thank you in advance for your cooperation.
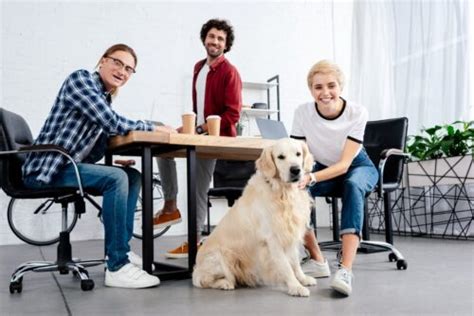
[208,54,226,71]
[92,71,112,103]
[314,97,346,121]
[197,54,226,73]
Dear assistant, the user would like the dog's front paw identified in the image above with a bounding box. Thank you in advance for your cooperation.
[288,285,310,297]
[300,275,317,287]
[214,279,235,291]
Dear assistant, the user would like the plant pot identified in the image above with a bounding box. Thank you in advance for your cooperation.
[403,155,474,239]
[406,155,474,187]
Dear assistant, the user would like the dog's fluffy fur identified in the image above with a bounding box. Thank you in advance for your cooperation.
[192,138,316,297]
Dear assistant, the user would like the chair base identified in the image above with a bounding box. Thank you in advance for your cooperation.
[318,240,408,270]
[9,231,104,293]
[10,258,104,293]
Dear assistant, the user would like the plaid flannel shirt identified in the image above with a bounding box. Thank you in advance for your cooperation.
[22,69,154,184]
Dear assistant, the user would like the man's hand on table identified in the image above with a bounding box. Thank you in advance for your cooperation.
[155,125,178,134]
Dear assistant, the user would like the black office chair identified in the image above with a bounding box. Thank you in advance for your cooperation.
[203,160,256,235]
[0,108,104,293]
[318,117,409,270]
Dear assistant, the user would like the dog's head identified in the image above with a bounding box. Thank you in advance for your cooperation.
[256,138,314,183]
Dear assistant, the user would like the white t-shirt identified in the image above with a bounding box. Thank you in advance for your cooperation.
[290,98,368,166]
[195,63,210,126]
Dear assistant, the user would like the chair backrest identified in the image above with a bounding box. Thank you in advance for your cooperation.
[0,108,34,194]
[363,117,408,189]
[213,160,256,188]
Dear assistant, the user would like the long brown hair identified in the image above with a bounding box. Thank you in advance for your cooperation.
[96,43,137,97]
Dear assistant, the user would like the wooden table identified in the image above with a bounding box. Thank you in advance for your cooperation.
[107,132,275,280]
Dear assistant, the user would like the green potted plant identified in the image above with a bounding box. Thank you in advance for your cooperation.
[405,120,473,187]
[404,120,473,238]
[406,120,473,161]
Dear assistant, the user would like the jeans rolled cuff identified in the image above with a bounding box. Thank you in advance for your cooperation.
[340,228,361,237]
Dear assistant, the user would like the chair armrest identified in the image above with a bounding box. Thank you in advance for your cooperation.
[380,148,411,160]
[0,144,85,197]
[377,149,411,196]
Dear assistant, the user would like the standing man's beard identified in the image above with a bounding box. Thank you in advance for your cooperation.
[206,44,223,58]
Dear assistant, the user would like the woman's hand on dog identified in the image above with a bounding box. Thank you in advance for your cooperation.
[298,174,311,190]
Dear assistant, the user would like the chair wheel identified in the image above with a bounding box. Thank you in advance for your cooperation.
[81,279,94,291]
[9,281,23,294]
[388,253,398,262]
[396,259,407,270]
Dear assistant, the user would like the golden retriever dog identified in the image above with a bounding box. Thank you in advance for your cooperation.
[193,138,316,297]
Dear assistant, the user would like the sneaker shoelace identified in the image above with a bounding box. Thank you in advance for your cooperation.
[123,264,148,280]
[338,269,352,284]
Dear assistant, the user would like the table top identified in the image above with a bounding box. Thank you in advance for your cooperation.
[108,131,276,160]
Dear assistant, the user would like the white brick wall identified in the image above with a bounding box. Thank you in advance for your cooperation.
[1,1,353,244]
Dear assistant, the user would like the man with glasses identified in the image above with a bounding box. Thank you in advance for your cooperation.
[104,56,137,76]
[22,43,175,289]
[154,18,243,259]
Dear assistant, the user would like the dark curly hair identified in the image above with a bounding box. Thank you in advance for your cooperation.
[200,19,235,53]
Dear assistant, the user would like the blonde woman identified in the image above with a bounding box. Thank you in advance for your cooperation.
[292,60,378,296]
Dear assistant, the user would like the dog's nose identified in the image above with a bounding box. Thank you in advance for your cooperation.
[290,166,301,176]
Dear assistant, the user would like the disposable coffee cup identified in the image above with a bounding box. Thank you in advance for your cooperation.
[182,112,196,134]
[206,115,221,136]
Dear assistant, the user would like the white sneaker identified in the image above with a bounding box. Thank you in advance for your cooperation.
[127,251,142,267]
[301,259,331,278]
[105,263,160,289]
[330,266,353,296]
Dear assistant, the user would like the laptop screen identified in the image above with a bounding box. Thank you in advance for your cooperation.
[256,118,288,139]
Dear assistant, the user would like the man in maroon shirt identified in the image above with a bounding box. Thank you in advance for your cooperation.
[154,19,242,258]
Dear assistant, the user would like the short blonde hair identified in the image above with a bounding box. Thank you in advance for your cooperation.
[307,60,345,90]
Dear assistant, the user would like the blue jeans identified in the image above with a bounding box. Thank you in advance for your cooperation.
[24,163,141,272]
[308,149,379,236]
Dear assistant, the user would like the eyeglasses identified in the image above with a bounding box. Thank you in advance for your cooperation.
[105,56,136,75]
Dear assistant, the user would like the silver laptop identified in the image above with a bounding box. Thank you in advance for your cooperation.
[256,118,288,139]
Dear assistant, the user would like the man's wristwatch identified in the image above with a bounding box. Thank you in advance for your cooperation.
[196,125,205,134]
[308,173,317,187]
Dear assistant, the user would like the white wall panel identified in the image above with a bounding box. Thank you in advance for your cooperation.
[1,0,354,244]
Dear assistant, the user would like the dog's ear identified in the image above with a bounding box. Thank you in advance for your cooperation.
[256,146,277,179]
[302,142,314,173]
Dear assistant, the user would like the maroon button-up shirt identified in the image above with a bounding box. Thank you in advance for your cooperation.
[192,55,242,137]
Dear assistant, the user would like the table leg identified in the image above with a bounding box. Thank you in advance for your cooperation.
[187,146,197,270]
[141,146,154,273]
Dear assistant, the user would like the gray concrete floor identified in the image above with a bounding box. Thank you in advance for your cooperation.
[1,229,473,316]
